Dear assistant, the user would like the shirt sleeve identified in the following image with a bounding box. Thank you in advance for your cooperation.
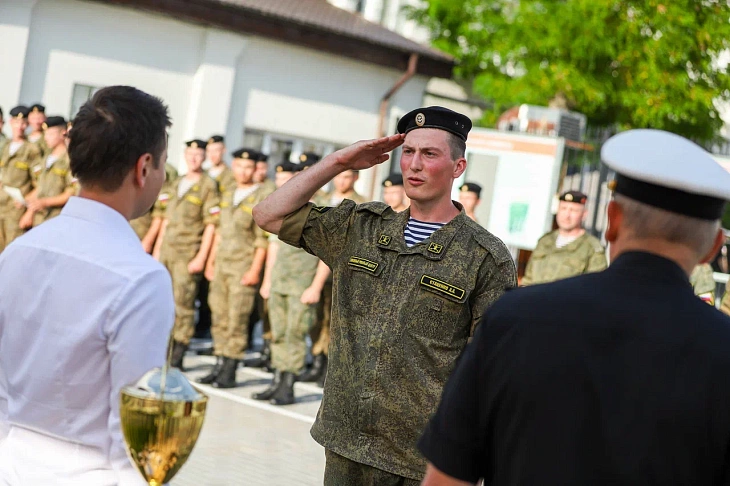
[104,267,175,480]
[203,185,221,227]
[470,255,517,334]
[277,199,358,268]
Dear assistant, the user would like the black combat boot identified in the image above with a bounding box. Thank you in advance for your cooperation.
[252,370,281,400]
[197,356,223,384]
[170,341,188,371]
[298,353,325,382]
[245,340,272,370]
[270,371,296,406]
[212,357,239,389]
[316,355,328,388]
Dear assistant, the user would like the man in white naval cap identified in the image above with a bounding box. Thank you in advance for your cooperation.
[417,129,730,486]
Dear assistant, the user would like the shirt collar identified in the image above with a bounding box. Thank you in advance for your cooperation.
[609,251,692,288]
[60,196,140,244]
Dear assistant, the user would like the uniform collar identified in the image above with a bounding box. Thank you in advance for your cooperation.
[609,251,691,287]
[376,201,468,260]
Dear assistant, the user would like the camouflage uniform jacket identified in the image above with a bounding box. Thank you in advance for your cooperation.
[0,141,42,212]
[161,175,220,258]
[522,230,607,285]
[690,263,716,305]
[29,134,49,159]
[278,199,517,479]
[216,185,269,263]
[209,165,236,195]
[33,151,76,225]
[0,134,7,158]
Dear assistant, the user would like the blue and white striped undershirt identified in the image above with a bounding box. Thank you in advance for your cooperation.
[404,217,445,247]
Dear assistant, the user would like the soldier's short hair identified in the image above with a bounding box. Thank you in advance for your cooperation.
[446,132,466,160]
[69,85,171,192]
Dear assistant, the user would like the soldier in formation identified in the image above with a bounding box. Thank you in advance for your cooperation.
[26,104,48,158]
[154,138,220,369]
[522,190,608,285]
[381,173,408,212]
[458,182,481,223]
[198,148,271,388]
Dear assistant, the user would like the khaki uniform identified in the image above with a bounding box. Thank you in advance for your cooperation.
[159,175,220,345]
[130,163,178,240]
[209,165,235,195]
[0,141,42,251]
[208,186,269,359]
[32,152,76,226]
[29,134,49,160]
[278,200,516,480]
[690,263,715,305]
[522,230,607,285]
[268,234,320,373]
[310,191,368,358]
[0,134,7,157]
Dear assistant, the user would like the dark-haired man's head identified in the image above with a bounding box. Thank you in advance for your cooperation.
[68,85,171,220]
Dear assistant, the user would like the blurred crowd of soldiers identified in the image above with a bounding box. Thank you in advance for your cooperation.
[2,102,728,407]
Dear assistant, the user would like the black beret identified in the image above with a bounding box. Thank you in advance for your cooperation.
[397,106,472,141]
[42,116,67,130]
[9,106,30,119]
[257,153,269,163]
[185,139,207,149]
[276,161,300,173]
[559,190,588,204]
[382,174,404,187]
[299,152,321,164]
[231,148,259,160]
[207,135,224,144]
[30,103,45,114]
[460,182,482,197]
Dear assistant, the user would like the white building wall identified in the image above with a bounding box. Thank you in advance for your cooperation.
[4,0,429,195]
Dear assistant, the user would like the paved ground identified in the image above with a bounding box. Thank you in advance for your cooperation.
[171,354,325,485]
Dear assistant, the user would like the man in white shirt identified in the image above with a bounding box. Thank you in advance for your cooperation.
[0,85,174,485]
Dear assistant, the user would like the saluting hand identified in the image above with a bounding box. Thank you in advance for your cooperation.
[333,133,405,172]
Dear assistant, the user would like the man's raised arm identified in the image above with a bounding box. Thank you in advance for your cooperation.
[253,134,404,235]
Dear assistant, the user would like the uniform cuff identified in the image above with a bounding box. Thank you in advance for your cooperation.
[278,204,313,248]
[417,423,481,483]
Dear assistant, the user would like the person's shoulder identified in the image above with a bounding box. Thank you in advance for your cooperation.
[355,201,390,215]
[463,218,513,265]
[200,174,219,190]
[536,230,558,245]
[580,232,606,252]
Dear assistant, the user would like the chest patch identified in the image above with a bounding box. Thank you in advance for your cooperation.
[378,235,391,246]
[427,242,444,254]
[420,275,465,300]
[348,256,379,273]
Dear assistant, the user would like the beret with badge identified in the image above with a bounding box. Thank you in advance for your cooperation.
[602,129,730,220]
[460,182,482,197]
[30,103,45,114]
[257,152,269,163]
[383,174,404,187]
[299,152,321,170]
[207,135,224,144]
[397,106,472,141]
[42,116,67,130]
[276,161,300,173]
[186,139,207,150]
[10,106,30,119]
[559,190,587,205]
[232,148,260,161]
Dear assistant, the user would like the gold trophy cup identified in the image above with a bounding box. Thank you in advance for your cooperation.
[120,361,208,485]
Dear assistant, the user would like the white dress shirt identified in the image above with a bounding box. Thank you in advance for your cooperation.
[0,196,174,485]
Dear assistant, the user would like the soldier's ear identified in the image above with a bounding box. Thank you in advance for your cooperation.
[134,153,152,188]
[605,200,621,243]
[700,228,725,264]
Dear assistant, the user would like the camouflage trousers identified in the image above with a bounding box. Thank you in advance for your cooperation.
[0,205,27,253]
[310,280,333,356]
[160,251,201,345]
[269,291,316,373]
[324,450,420,486]
[208,259,257,360]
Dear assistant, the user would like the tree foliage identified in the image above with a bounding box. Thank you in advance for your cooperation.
[408,0,730,141]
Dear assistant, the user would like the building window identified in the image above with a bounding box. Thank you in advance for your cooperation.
[70,84,101,119]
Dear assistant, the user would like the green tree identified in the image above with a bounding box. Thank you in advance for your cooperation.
[409,0,730,141]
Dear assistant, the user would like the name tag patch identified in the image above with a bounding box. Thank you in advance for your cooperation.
[420,275,465,300]
[348,256,379,273]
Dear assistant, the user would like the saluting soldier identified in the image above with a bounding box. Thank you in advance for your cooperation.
[26,104,49,158]
[19,116,76,229]
[458,182,481,223]
[254,160,329,405]
[299,154,369,385]
[154,139,220,369]
[130,162,178,252]
[197,148,269,388]
[382,173,408,212]
[0,106,42,252]
[522,190,608,285]
[690,263,716,305]
[253,106,517,483]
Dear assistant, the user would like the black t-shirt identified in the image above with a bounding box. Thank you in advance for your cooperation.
[418,252,730,485]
